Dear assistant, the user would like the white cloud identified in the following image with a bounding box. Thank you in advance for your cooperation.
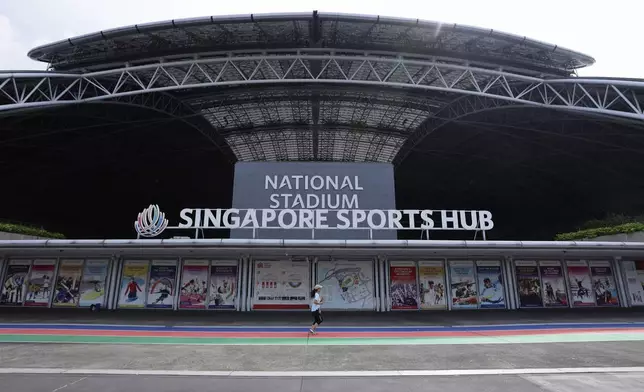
[0,14,46,70]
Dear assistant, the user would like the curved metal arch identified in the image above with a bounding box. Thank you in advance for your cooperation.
[1,52,643,125]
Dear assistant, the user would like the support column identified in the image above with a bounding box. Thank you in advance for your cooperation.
[613,257,629,308]
[374,257,380,312]
[106,255,121,310]
[384,257,391,311]
[504,256,516,310]
[241,257,249,312]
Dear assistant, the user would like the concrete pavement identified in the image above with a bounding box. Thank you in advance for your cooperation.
[3,373,644,392]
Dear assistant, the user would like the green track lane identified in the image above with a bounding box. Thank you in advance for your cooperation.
[1,332,644,345]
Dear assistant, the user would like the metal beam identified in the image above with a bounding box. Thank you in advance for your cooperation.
[2,52,644,164]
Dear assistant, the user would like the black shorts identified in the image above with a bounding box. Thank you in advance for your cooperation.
[312,309,323,325]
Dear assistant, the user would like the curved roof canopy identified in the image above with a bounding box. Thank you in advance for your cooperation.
[28,11,594,76]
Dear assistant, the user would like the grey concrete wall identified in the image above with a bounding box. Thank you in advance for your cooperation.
[582,231,644,242]
[0,231,49,240]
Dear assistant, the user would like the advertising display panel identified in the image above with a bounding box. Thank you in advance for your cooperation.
[539,261,568,307]
[53,260,83,307]
[623,261,644,306]
[118,260,149,308]
[589,261,619,307]
[1,260,31,306]
[78,260,109,307]
[253,260,309,309]
[418,261,447,309]
[389,261,418,310]
[566,260,595,307]
[316,260,374,310]
[208,261,238,309]
[146,260,177,309]
[449,261,478,309]
[514,261,543,308]
[24,259,56,307]
[476,261,505,309]
[179,260,209,309]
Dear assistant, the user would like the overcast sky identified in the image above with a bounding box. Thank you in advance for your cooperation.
[0,0,640,78]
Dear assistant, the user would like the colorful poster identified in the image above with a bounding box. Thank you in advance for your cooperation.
[78,260,109,307]
[622,261,644,306]
[389,262,418,310]
[449,261,478,309]
[566,260,595,307]
[515,261,543,308]
[476,261,505,309]
[52,260,83,307]
[317,260,374,310]
[418,261,447,309]
[24,260,56,307]
[118,260,149,308]
[146,260,177,309]
[539,261,568,307]
[179,260,209,309]
[253,260,309,310]
[208,261,238,309]
[589,261,619,307]
[1,261,30,306]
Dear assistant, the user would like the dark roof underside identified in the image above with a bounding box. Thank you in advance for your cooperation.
[1,102,643,240]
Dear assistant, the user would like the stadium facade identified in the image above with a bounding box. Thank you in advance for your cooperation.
[1,12,644,312]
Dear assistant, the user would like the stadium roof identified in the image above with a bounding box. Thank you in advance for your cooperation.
[28,11,594,76]
[2,12,644,240]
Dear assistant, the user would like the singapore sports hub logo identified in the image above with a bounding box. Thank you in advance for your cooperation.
[134,204,169,237]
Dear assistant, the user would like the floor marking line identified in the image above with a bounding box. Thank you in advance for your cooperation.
[2,367,644,377]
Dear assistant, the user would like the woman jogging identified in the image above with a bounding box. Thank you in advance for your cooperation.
[310,284,324,335]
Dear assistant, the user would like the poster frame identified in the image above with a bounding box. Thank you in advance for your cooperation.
[23,259,56,308]
[1,259,32,307]
[252,258,311,311]
[538,259,570,308]
[618,259,644,307]
[117,259,151,309]
[565,259,597,307]
[447,260,478,310]
[178,259,210,311]
[587,259,620,307]
[513,260,543,309]
[52,258,86,308]
[388,260,419,311]
[611,258,627,308]
[475,259,506,310]
[316,258,377,311]
[146,259,179,310]
[417,259,448,311]
[208,260,239,311]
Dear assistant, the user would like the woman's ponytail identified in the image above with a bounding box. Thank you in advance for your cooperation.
[310,289,317,298]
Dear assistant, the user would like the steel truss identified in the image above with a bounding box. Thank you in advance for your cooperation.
[2,52,644,163]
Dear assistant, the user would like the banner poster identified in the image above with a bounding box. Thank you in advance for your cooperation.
[449,261,478,309]
[146,260,177,309]
[78,260,109,307]
[389,262,419,310]
[622,261,644,306]
[589,261,619,307]
[1,261,31,306]
[118,260,149,308]
[24,260,56,307]
[566,260,596,307]
[515,261,543,308]
[539,261,568,307]
[418,261,447,309]
[476,261,505,309]
[253,260,309,310]
[316,260,374,310]
[52,260,84,307]
[179,260,209,309]
[208,262,238,309]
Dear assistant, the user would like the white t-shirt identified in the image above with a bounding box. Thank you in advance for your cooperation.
[311,292,321,311]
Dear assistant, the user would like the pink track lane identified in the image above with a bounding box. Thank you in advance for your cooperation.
[1,327,643,338]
